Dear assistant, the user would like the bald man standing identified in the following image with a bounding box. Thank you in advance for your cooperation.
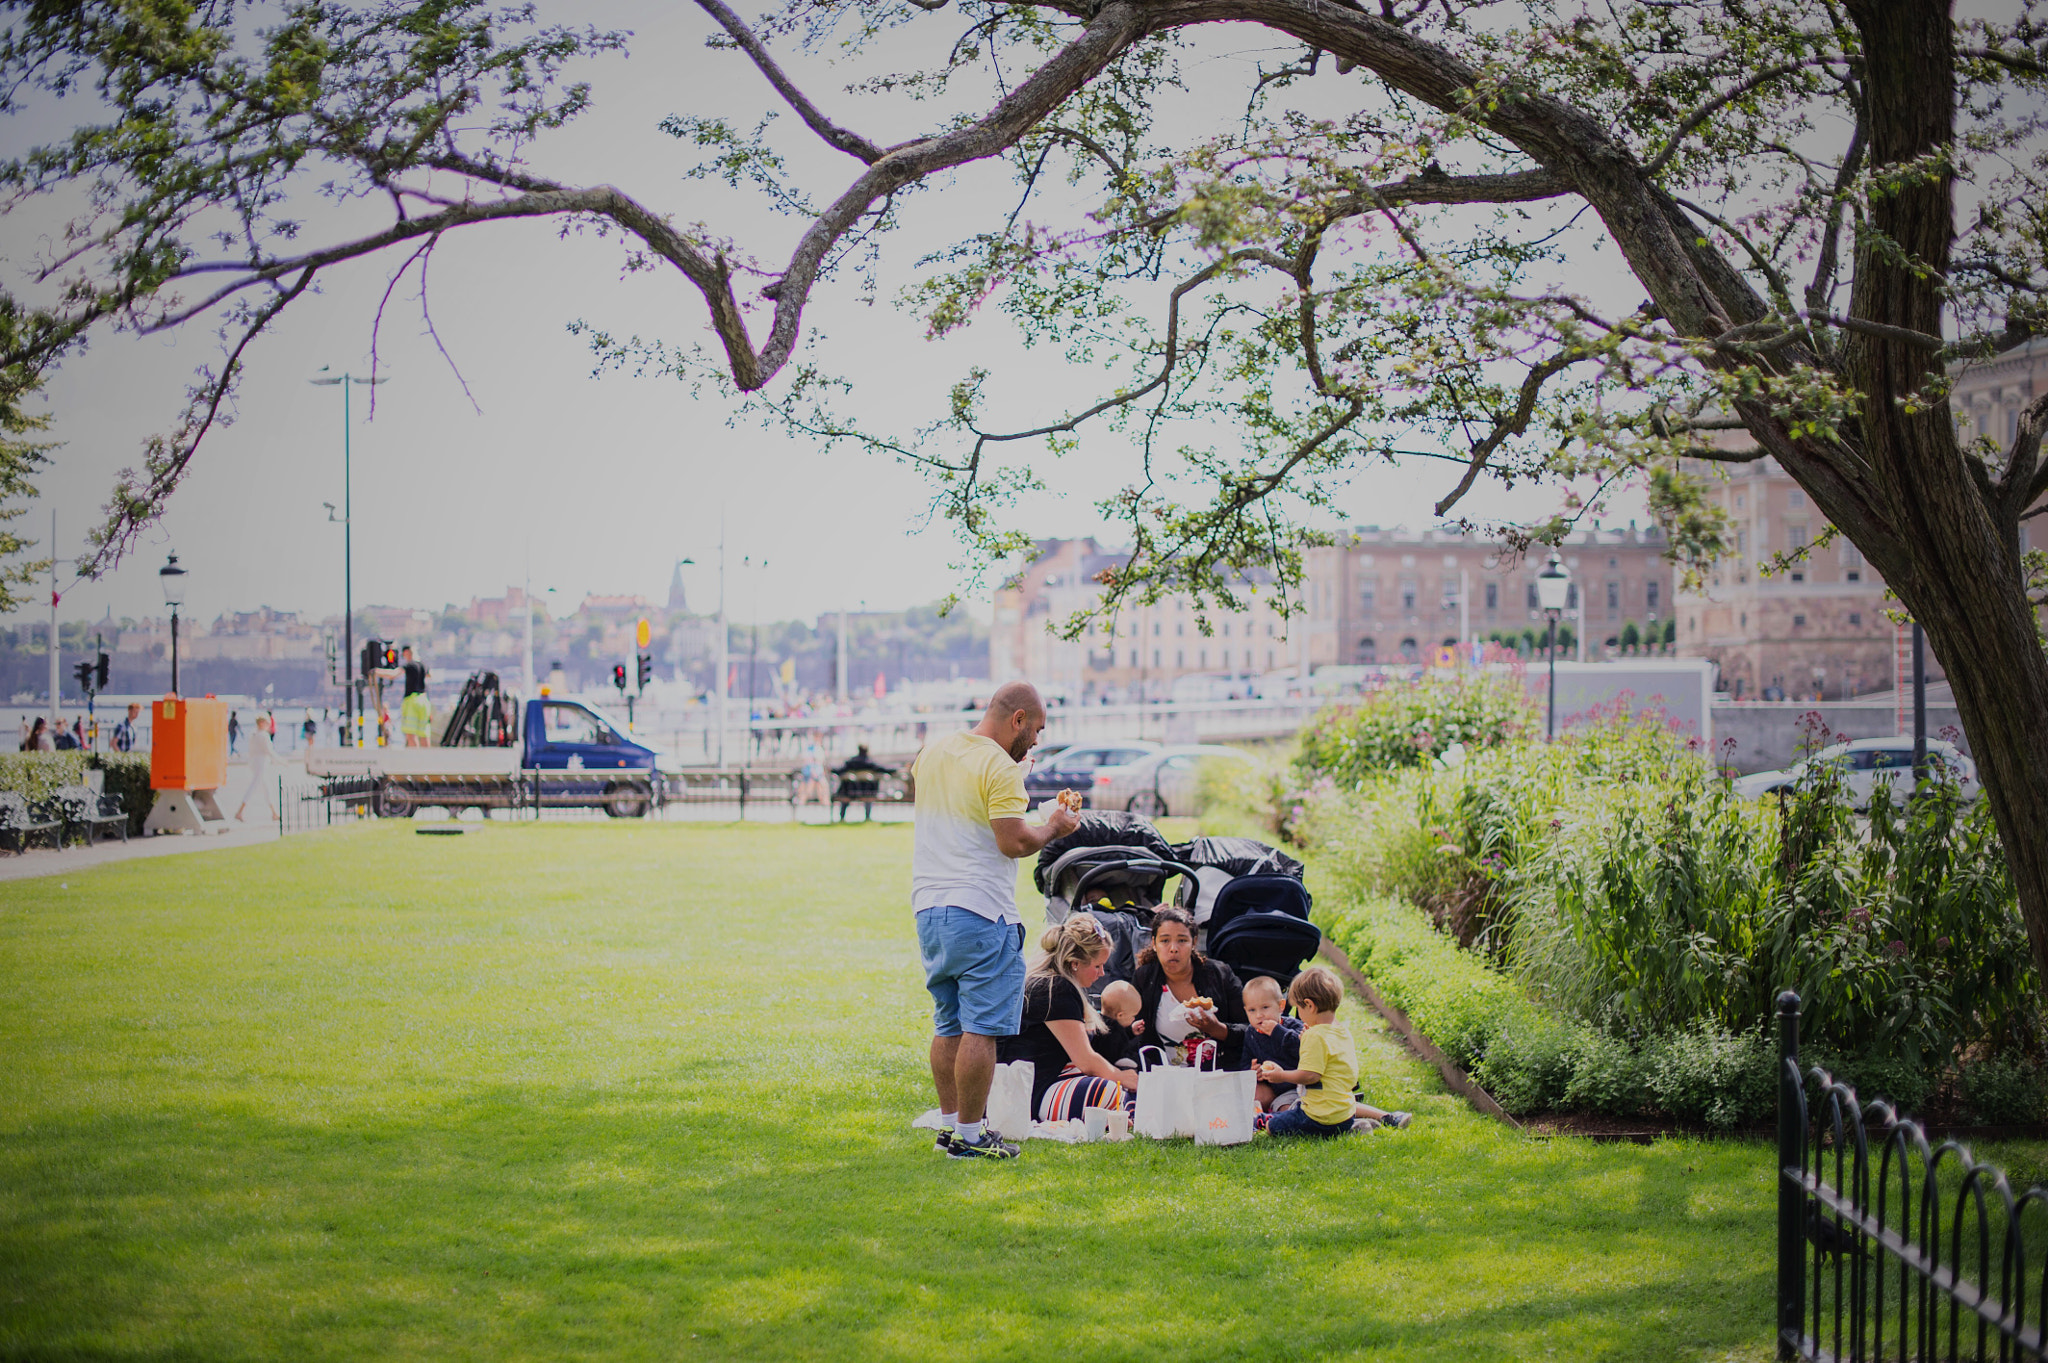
[912,681,1079,1159]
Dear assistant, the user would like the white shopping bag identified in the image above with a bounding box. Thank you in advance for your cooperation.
[1135,1044,1214,1140]
[1192,1065,1258,1146]
[986,1060,1035,1139]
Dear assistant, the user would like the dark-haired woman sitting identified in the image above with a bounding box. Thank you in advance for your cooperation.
[1128,906,1251,1069]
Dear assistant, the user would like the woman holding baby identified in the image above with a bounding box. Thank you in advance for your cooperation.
[1128,906,1252,1068]
[998,914,1143,1122]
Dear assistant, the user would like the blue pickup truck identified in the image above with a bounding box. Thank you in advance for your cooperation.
[305,681,662,818]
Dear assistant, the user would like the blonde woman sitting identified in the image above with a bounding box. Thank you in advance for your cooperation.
[996,914,1143,1122]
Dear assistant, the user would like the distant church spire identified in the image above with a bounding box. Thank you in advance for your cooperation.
[667,559,690,613]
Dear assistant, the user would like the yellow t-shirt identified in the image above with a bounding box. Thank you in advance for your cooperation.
[910,730,1030,923]
[1298,1021,1359,1126]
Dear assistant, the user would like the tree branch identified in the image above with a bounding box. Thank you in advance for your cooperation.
[1640,58,1849,179]
[1324,167,1569,220]
[1433,350,1583,517]
[693,0,887,165]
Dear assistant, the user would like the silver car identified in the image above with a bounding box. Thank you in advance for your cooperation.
[1732,737,1977,810]
[1093,744,1256,818]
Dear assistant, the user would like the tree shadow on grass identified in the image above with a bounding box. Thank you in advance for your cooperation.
[0,1071,1776,1363]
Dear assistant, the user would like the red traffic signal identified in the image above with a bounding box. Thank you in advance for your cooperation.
[612,663,627,692]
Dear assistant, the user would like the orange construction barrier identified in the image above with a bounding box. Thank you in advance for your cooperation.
[143,695,231,835]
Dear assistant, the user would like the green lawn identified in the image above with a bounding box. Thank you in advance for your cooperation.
[2,820,1787,1361]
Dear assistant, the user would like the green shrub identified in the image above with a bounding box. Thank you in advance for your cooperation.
[1641,1022,1774,1129]
[1295,672,1536,785]
[1960,1056,2048,1125]
[0,752,89,800]
[1561,1032,1652,1118]
[91,753,153,835]
[1472,1012,1584,1115]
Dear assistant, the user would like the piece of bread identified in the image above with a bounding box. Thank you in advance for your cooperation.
[1056,788,1084,813]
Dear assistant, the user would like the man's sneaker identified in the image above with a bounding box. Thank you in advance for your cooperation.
[1380,1111,1413,1130]
[934,1129,956,1154]
[948,1129,1021,1159]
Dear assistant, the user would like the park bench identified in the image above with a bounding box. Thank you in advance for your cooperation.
[0,792,64,853]
[54,785,130,845]
[832,763,908,822]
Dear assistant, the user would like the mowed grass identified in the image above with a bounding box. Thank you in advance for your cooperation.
[3,820,1783,1361]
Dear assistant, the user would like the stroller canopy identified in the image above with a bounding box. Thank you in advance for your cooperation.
[1172,835,1304,881]
[1034,811,1177,894]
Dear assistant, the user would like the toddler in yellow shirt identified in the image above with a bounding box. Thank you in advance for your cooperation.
[1254,966,1412,1136]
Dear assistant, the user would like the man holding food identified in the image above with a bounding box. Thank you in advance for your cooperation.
[912,681,1080,1159]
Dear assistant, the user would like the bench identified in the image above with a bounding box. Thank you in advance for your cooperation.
[832,765,908,822]
[55,785,129,845]
[0,792,64,853]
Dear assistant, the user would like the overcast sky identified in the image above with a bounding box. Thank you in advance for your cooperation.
[0,0,1632,632]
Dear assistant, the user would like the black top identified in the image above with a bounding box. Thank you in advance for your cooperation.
[1094,1018,1144,1067]
[1128,957,1252,1069]
[1243,1015,1303,1070]
[997,974,1094,1108]
[403,661,428,696]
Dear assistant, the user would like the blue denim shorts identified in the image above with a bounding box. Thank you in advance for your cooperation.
[915,907,1025,1038]
[1266,1103,1356,1138]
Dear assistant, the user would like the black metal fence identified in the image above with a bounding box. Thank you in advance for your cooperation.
[1777,989,2048,1360]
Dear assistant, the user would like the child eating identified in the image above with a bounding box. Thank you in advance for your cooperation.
[1241,975,1304,1112]
[1254,966,1413,1136]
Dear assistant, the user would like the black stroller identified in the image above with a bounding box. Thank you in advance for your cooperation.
[1173,836,1320,988]
[1035,813,1194,999]
[1036,816,1321,994]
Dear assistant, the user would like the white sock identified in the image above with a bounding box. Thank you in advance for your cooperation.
[940,1111,958,1130]
[954,1119,984,1144]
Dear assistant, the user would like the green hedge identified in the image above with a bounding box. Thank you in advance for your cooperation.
[0,752,89,800]
[1319,893,1779,1126]
[91,754,153,836]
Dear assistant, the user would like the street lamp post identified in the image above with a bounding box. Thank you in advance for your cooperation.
[159,552,187,695]
[1536,552,1571,741]
[311,369,386,748]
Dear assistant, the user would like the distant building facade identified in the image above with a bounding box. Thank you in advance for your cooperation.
[1304,524,1674,668]
[1675,343,2048,699]
[994,528,1677,696]
[990,538,1293,700]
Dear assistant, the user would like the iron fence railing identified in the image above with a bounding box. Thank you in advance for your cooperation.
[1777,989,2048,1361]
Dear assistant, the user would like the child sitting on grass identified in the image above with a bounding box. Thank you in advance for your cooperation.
[1254,966,1412,1136]
[1241,975,1304,1112]
[1095,979,1146,1068]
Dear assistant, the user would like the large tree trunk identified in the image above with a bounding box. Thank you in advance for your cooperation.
[1839,0,2048,986]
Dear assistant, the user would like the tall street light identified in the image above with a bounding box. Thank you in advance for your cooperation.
[159,552,187,696]
[311,368,386,748]
[1536,551,1571,741]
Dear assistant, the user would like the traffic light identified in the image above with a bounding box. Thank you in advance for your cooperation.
[360,638,383,679]
[636,652,652,690]
[381,643,400,669]
[94,652,109,690]
[72,660,95,695]
[612,663,627,693]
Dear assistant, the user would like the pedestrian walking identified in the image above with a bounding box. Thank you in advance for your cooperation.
[233,715,279,823]
[912,681,1077,1159]
[19,716,49,751]
[228,710,242,755]
[112,703,141,752]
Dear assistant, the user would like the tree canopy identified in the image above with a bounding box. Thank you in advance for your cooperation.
[7,0,2048,971]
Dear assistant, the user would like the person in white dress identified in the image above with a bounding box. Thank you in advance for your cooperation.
[234,714,280,822]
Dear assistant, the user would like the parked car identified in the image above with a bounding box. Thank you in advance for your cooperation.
[1093,744,1256,818]
[1024,740,1161,806]
[1731,737,1977,810]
